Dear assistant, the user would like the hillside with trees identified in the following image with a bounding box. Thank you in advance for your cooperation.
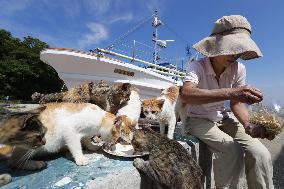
[0,29,64,101]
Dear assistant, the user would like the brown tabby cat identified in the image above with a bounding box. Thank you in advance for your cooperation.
[0,107,47,186]
[31,81,132,114]
[132,127,203,189]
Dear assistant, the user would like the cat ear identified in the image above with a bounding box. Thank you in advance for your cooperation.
[22,114,40,129]
[121,83,131,91]
[157,99,165,108]
[15,113,37,129]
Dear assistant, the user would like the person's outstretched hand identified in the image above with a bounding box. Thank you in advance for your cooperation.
[231,85,263,105]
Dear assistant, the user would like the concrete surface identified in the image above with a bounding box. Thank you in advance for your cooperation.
[0,151,147,189]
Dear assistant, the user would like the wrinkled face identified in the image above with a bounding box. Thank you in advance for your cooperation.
[112,115,136,144]
[142,99,165,120]
[210,54,241,68]
[3,114,46,149]
[131,128,156,154]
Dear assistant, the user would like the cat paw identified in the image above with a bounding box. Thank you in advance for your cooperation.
[33,161,47,170]
[167,136,174,140]
[0,174,12,186]
[167,132,174,139]
[25,161,46,170]
[26,161,46,170]
[9,159,46,170]
[133,158,145,169]
[75,156,89,166]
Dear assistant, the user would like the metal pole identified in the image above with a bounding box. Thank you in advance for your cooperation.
[153,10,158,67]
[132,40,136,63]
[154,24,158,66]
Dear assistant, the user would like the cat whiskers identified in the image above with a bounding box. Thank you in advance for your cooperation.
[22,150,35,169]
[15,150,34,168]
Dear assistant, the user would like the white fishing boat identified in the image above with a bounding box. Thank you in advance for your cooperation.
[40,11,192,99]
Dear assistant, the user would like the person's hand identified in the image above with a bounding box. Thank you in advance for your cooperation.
[245,124,276,140]
[245,124,266,138]
[265,132,276,141]
[230,85,263,105]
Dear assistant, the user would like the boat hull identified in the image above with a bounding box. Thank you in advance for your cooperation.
[40,48,182,99]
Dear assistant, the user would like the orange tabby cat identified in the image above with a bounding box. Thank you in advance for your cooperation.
[142,85,187,139]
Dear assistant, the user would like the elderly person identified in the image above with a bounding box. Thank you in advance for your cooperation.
[181,15,274,189]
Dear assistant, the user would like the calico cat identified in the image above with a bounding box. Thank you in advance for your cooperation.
[0,107,47,186]
[31,81,132,114]
[116,87,141,131]
[132,127,203,189]
[9,102,136,170]
[142,85,187,139]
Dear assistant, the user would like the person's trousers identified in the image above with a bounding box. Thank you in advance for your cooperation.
[184,116,274,189]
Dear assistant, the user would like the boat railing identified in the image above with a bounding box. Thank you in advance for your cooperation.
[97,48,185,78]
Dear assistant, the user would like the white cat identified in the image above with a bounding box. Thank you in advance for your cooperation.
[116,87,141,130]
[9,102,135,170]
[142,85,187,139]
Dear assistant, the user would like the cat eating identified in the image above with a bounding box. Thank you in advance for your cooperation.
[0,107,47,186]
[132,127,203,189]
[9,102,136,170]
[142,85,188,139]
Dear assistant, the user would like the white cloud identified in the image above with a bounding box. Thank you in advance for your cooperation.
[83,0,111,15]
[0,0,32,15]
[78,22,108,49]
[108,12,133,24]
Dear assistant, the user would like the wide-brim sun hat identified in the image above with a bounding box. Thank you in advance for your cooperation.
[193,15,263,60]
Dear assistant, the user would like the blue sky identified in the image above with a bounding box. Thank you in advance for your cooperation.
[1,0,283,105]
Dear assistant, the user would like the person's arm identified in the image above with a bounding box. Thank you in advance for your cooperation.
[180,81,263,105]
[180,82,232,104]
[230,100,249,127]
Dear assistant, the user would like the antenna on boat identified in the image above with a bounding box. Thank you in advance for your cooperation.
[152,10,175,65]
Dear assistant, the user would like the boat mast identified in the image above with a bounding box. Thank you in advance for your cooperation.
[152,10,162,65]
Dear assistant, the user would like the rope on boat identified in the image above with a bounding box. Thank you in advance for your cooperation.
[100,11,196,72]
[104,15,153,50]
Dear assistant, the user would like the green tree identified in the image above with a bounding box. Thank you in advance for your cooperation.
[0,29,64,101]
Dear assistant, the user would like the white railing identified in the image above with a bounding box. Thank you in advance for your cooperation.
[97,48,185,78]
